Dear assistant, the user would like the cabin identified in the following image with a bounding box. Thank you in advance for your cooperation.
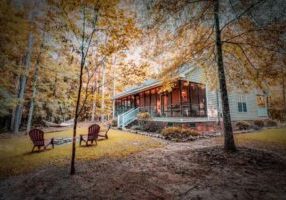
[114,65,269,131]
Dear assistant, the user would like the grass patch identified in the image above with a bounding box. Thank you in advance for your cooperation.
[235,128,286,145]
[0,128,163,178]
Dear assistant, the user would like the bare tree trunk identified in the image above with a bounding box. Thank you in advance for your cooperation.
[282,67,286,111]
[91,70,98,121]
[12,30,34,133]
[112,57,116,119]
[70,59,84,175]
[112,69,116,119]
[91,85,96,121]
[214,0,236,151]
[10,76,20,131]
[101,62,106,122]
[26,54,41,134]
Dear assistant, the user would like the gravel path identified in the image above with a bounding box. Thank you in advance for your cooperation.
[1,138,286,200]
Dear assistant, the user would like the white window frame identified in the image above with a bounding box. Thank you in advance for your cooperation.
[237,95,247,113]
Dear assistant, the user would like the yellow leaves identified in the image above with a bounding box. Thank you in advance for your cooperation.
[159,79,176,93]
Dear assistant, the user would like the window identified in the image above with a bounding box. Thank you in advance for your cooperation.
[256,95,266,108]
[238,95,247,112]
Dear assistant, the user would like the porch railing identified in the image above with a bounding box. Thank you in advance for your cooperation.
[138,104,207,118]
[117,108,140,128]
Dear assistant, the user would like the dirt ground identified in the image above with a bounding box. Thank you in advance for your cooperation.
[1,138,286,200]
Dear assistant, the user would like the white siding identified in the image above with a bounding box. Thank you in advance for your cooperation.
[187,67,203,83]
[228,91,259,121]
[184,67,267,121]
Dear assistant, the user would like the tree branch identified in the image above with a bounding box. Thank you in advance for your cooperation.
[224,41,285,55]
[221,0,267,32]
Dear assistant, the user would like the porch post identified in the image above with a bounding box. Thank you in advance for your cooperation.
[179,80,183,116]
[143,92,145,111]
[170,90,173,117]
[155,89,158,114]
[149,89,152,114]
[120,99,122,114]
[189,82,192,117]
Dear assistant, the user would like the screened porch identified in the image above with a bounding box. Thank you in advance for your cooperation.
[115,80,207,118]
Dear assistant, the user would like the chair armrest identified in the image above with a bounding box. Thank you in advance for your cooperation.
[44,138,54,146]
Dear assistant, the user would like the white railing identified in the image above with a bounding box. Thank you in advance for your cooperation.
[257,108,268,117]
[117,108,139,128]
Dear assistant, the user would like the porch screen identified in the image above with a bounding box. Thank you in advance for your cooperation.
[139,92,144,107]
[115,99,121,115]
[156,88,161,116]
[144,90,150,112]
[182,81,190,116]
[151,89,157,116]
[190,83,207,117]
[171,82,180,117]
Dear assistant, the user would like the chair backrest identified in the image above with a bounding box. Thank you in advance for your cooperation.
[88,124,100,140]
[29,129,45,146]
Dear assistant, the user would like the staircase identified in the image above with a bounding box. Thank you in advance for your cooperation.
[117,108,140,129]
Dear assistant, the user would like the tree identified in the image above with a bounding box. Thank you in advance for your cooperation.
[49,0,140,174]
[26,30,46,133]
[0,1,30,128]
[140,0,286,151]
[213,0,235,151]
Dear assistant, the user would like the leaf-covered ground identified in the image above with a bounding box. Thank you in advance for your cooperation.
[0,128,286,199]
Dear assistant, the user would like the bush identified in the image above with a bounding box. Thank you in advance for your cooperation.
[111,119,117,127]
[236,121,251,130]
[161,127,199,140]
[140,121,164,132]
[254,120,264,128]
[265,119,278,127]
[130,125,141,130]
[269,109,286,121]
[137,112,151,120]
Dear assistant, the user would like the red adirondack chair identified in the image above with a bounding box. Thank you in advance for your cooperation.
[79,124,100,146]
[29,129,54,152]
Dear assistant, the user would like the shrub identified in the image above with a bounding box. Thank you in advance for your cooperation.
[236,121,251,130]
[161,127,199,140]
[111,119,117,127]
[265,119,278,127]
[269,109,286,122]
[130,125,141,130]
[141,121,164,132]
[254,120,264,128]
[137,112,151,120]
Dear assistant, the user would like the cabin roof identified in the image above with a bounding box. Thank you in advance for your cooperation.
[114,65,195,99]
